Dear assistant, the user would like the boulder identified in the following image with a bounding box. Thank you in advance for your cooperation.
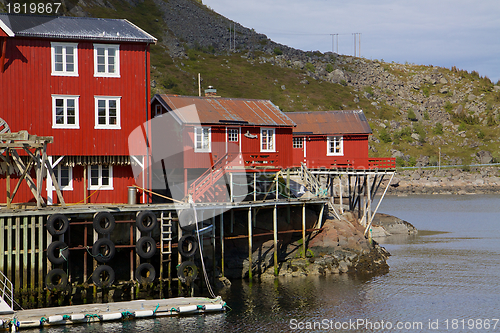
[476,150,493,164]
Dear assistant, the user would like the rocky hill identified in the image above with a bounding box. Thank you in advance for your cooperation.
[10,0,498,167]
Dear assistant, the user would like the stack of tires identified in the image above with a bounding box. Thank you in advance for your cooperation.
[135,211,157,284]
[45,214,70,291]
[91,212,116,288]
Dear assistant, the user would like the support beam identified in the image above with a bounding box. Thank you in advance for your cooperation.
[0,37,6,74]
[220,210,224,277]
[273,204,278,276]
[339,176,343,214]
[365,173,394,236]
[302,203,306,258]
[247,207,252,280]
[6,149,10,209]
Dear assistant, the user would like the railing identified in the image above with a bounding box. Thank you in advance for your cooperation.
[189,153,235,201]
[0,270,13,311]
[299,162,326,197]
[368,157,396,170]
[242,153,280,168]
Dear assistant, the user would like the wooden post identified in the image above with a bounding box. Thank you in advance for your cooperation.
[0,218,3,276]
[220,210,224,277]
[211,215,216,286]
[302,203,306,258]
[6,218,12,283]
[273,204,278,276]
[30,217,35,288]
[23,217,28,290]
[177,220,182,295]
[367,174,372,232]
[37,216,43,289]
[253,172,257,202]
[83,166,87,204]
[247,207,252,280]
[6,149,10,209]
[230,173,234,202]
[339,176,344,214]
[317,203,325,229]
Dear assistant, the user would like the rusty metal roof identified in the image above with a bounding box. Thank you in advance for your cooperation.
[286,110,372,135]
[154,95,295,127]
[0,14,157,43]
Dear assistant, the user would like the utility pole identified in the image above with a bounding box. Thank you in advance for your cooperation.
[330,34,339,53]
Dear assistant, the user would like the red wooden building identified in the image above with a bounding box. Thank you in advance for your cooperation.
[150,94,295,201]
[287,110,395,170]
[0,14,156,205]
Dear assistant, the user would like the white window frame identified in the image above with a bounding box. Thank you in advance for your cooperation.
[227,128,239,142]
[52,95,80,129]
[327,136,344,156]
[94,96,121,129]
[88,165,113,190]
[154,104,162,117]
[293,137,303,149]
[260,128,275,152]
[93,44,120,77]
[55,164,73,191]
[194,127,211,152]
[51,42,78,76]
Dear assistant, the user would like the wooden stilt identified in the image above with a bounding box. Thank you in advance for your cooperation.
[273,204,278,276]
[6,149,10,209]
[220,210,224,277]
[211,215,216,286]
[83,165,87,204]
[339,176,343,214]
[247,207,252,280]
[302,203,306,258]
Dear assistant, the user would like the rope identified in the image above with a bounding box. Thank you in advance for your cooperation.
[121,311,134,318]
[59,246,69,261]
[132,185,184,204]
[170,307,178,314]
[153,304,160,315]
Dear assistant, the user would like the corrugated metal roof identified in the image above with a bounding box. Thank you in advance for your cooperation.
[154,95,295,127]
[0,14,157,43]
[286,110,372,135]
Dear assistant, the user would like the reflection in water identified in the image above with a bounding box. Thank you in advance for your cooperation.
[32,195,500,332]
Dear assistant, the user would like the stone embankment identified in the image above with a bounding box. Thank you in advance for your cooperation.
[387,167,500,195]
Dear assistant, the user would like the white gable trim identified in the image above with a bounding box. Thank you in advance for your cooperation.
[0,20,15,37]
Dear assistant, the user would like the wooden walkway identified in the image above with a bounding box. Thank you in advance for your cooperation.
[3,297,226,331]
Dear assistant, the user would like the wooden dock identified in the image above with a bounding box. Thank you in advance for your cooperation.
[3,297,226,331]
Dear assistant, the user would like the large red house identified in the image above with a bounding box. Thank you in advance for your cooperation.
[150,94,295,201]
[0,14,156,205]
[287,110,394,170]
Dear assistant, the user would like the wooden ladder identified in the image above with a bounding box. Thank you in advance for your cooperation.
[159,211,173,284]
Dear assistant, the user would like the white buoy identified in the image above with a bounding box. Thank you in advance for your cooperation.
[178,305,198,314]
[17,320,40,328]
[70,314,86,321]
[101,313,122,321]
[48,315,64,323]
[134,310,154,318]
[204,303,224,312]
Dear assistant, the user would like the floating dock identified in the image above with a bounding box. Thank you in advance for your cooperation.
[2,297,226,331]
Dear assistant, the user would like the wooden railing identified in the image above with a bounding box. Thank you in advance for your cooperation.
[368,157,396,170]
[241,153,280,168]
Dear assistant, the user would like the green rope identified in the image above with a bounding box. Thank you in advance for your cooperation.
[85,314,100,320]
[60,246,69,262]
[40,317,48,324]
[224,303,232,311]
[121,311,134,318]
[170,307,178,314]
[153,304,160,315]
[62,315,71,320]
[196,305,204,310]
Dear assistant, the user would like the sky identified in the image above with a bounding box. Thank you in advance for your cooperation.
[203,0,500,83]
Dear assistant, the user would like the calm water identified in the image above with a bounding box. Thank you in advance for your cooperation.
[35,195,500,332]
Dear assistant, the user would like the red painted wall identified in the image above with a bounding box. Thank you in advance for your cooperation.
[0,37,151,156]
[293,134,369,169]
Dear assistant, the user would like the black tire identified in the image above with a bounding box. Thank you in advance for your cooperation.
[135,236,156,259]
[93,212,115,235]
[92,265,115,288]
[92,238,116,263]
[45,268,68,291]
[178,235,198,258]
[47,241,69,264]
[136,211,157,233]
[46,214,69,236]
[135,263,156,284]
[177,261,198,284]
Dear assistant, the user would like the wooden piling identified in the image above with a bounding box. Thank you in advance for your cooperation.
[302,204,306,258]
[273,204,278,276]
[247,207,252,280]
[220,210,224,277]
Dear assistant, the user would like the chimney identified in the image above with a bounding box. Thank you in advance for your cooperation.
[204,86,218,97]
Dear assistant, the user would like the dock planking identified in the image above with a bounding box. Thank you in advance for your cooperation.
[4,297,226,330]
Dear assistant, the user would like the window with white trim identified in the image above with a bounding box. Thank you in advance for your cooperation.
[227,128,239,142]
[95,96,121,129]
[293,137,303,148]
[51,42,78,76]
[327,136,343,156]
[52,95,79,129]
[260,128,275,152]
[154,104,162,117]
[55,165,73,190]
[89,165,113,190]
[194,127,211,152]
[94,44,120,77]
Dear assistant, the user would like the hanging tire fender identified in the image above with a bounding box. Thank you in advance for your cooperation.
[45,268,68,291]
[93,212,116,235]
[46,214,69,236]
[178,235,198,258]
[135,263,156,284]
[92,238,116,263]
[47,241,69,265]
[136,211,158,233]
[177,261,198,284]
[92,265,115,288]
[135,236,156,259]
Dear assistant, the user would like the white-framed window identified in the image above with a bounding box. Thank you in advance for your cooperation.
[55,165,73,190]
[327,136,343,156]
[194,127,211,152]
[51,42,78,76]
[260,128,275,152]
[94,44,120,77]
[94,96,121,129]
[89,165,113,190]
[293,137,303,148]
[52,95,79,129]
[227,128,239,142]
